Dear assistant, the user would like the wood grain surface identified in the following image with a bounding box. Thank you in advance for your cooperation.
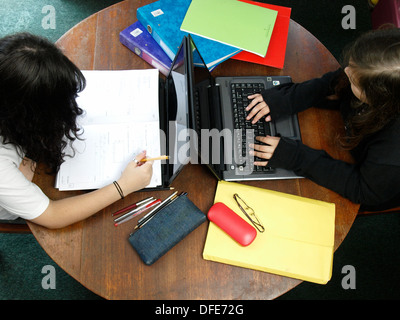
[29,0,359,300]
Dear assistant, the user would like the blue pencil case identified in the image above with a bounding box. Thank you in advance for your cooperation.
[128,194,206,265]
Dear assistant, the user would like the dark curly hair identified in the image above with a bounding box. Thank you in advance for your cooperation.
[337,28,400,149]
[0,33,85,173]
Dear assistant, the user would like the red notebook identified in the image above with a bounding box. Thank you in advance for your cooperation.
[232,1,291,69]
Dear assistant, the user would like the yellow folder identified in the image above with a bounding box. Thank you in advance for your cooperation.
[203,181,335,284]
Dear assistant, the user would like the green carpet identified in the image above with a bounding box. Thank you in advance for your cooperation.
[0,0,122,43]
[2,0,399,301]
[0,233,102,300]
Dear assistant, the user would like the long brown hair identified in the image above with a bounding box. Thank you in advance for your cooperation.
[0,33,85,173]
[338,28,400,149]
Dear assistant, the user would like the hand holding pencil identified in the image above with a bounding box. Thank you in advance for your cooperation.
[118,151,154,194]
[112,153,169,201]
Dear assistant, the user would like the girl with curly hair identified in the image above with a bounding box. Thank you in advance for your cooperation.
[0,33,153,228]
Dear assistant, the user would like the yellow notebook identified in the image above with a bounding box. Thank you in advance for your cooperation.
[203,181,335,284]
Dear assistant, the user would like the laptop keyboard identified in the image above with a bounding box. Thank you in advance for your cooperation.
[231,83,275,173]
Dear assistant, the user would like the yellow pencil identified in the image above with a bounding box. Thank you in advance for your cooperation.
[140,155,169,162]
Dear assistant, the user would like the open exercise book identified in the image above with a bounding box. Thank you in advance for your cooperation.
[55,69,162,191]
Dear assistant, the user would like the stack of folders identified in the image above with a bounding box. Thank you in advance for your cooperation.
[119,0,291,72]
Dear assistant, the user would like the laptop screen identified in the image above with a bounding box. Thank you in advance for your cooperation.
[187,36,225,179]
[165,37,191,181]
[165,35,223,184]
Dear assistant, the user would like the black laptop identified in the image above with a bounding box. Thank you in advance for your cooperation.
[159,35,301,186]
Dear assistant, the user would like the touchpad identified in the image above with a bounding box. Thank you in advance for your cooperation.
[275,116,296,139]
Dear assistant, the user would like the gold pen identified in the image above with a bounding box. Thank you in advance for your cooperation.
[140,155,169,162]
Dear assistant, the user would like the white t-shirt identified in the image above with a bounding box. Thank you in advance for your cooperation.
[0,139,49,220]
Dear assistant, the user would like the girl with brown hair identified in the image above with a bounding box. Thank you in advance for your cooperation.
[248,28,400,212]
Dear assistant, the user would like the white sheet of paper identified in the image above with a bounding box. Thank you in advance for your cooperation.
[56,69,161,191]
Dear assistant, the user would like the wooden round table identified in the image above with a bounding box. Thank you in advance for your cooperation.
[29,0,359,300]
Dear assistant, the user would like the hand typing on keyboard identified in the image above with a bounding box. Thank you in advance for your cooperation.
[231,83,277,173]
[249,135,281,166]
[246,93,271,124]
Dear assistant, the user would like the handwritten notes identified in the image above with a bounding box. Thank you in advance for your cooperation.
[56,69,162,190]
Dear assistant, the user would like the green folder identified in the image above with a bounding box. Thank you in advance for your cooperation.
[180,0,278,57]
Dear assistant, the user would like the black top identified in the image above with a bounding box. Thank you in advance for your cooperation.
[262,69,400,212]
